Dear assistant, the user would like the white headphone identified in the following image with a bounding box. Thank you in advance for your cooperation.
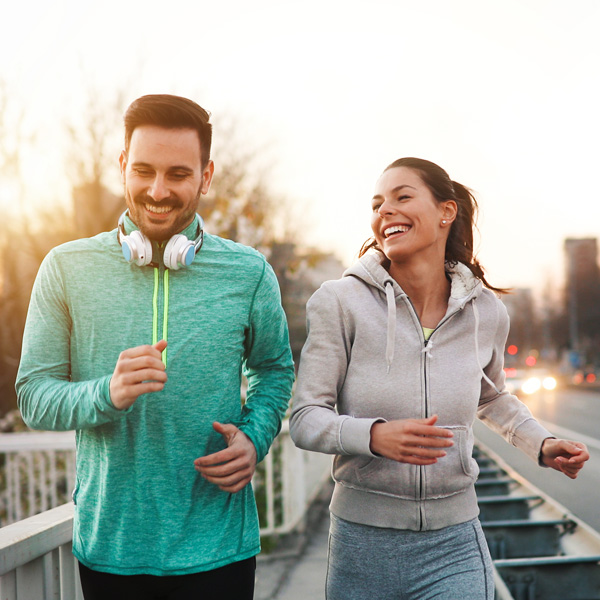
[117,210,204,270]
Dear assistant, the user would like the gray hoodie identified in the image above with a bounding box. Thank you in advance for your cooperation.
[290,252,553,531]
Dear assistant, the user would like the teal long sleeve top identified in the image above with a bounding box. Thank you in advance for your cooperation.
[16,216,295,575]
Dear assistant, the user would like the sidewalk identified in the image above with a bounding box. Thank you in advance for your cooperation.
[255,481,331,600]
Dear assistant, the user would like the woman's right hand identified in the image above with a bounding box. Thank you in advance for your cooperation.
[369,415,454,464]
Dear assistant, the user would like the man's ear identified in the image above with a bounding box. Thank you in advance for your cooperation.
[119,150,127,181]
[200,160,215,195]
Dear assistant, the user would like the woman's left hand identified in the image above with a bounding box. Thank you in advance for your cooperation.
[540,438,590,479]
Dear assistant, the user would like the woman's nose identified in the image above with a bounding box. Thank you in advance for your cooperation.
[377,199,394,217]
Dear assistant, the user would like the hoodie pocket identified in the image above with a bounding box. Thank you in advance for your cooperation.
[422,426,478,499]
[333,454,418,500]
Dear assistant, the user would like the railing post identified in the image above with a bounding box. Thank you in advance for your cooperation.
[293,442,306,530]
[42,549,60,599]
[6,454,17,524]
[49,453,58,509]
[59,543,82,600]
[264,448,275,533]
[0,569,16,600]
[25,454,35,521]
[16,555,45,599]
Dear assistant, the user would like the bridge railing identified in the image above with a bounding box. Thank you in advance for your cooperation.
[0,421,332,599]
[474,441,600,600]
[0,504,82,600]
[0,431,77,527]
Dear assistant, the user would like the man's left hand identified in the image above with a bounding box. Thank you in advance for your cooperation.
[194,422,258,493]
[540,438,590,479]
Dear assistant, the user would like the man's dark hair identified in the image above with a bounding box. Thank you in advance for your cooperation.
[123,94,212,169]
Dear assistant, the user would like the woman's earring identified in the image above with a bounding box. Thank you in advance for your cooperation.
[442,220,447,224]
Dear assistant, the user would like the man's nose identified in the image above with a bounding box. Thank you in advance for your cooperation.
[148,175,169,201]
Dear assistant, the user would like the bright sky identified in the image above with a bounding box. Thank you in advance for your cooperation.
[2,0,599,293]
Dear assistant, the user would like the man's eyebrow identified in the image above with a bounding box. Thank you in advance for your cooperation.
[130,161,194,173]
[372,184,416,200]
[167,165,195,173]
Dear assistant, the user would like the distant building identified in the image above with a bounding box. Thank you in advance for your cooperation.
[563,238,600,368]
[501,288,540,366]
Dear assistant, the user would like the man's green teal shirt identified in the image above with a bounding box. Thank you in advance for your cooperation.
[16,215,295,575]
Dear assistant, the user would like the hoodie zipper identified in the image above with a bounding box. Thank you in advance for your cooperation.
[403,295,465,530]
[400,296,428,529]
[420,321,428,531]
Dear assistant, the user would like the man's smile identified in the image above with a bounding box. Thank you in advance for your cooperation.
[145,204,174,214]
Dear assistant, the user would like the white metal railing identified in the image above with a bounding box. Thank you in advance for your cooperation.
[0,422,331,599]
[255,420,331,536]
[0,504,83,600]
[0,432,76,527]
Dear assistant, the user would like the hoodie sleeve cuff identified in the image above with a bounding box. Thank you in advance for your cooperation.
[102,376,134,415]
[511,418,554,464]
[340,417,386,457]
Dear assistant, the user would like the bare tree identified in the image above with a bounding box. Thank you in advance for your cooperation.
[201,117,278,251]
[65,85,127,237]
[0,83,127,416]
[0,82,35,414]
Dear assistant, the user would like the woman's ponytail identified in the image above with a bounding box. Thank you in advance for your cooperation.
[446,181,508,294]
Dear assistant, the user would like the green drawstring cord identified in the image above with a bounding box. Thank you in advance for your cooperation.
[152,268,170,367]
[163,270,169,367]
[152,268,159,346]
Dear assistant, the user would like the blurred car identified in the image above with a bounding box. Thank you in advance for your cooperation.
[504,368,557,397]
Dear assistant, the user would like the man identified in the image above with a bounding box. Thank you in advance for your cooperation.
[16,94,295,599]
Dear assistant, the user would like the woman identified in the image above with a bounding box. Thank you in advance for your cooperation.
[289,157,589,599]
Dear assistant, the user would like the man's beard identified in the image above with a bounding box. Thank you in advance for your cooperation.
[124,186,203,241]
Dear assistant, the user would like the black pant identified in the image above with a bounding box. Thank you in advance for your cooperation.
[78,557,256,600]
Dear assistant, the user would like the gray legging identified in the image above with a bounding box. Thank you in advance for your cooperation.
[326,514,493,599]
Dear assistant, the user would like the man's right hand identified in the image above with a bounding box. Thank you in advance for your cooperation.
[109,340,168,410]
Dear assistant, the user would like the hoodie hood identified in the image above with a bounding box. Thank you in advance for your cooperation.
[344,251,482,301]
[344,252,494,387]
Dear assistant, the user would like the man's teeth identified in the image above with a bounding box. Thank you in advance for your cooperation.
[385,225,410,237]
[145,204,172,214]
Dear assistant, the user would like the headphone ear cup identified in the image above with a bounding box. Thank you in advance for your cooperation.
[164,234,195,270]
[123,230,153,266]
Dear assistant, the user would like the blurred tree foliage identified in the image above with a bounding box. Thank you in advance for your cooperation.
[0,86,343,417]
